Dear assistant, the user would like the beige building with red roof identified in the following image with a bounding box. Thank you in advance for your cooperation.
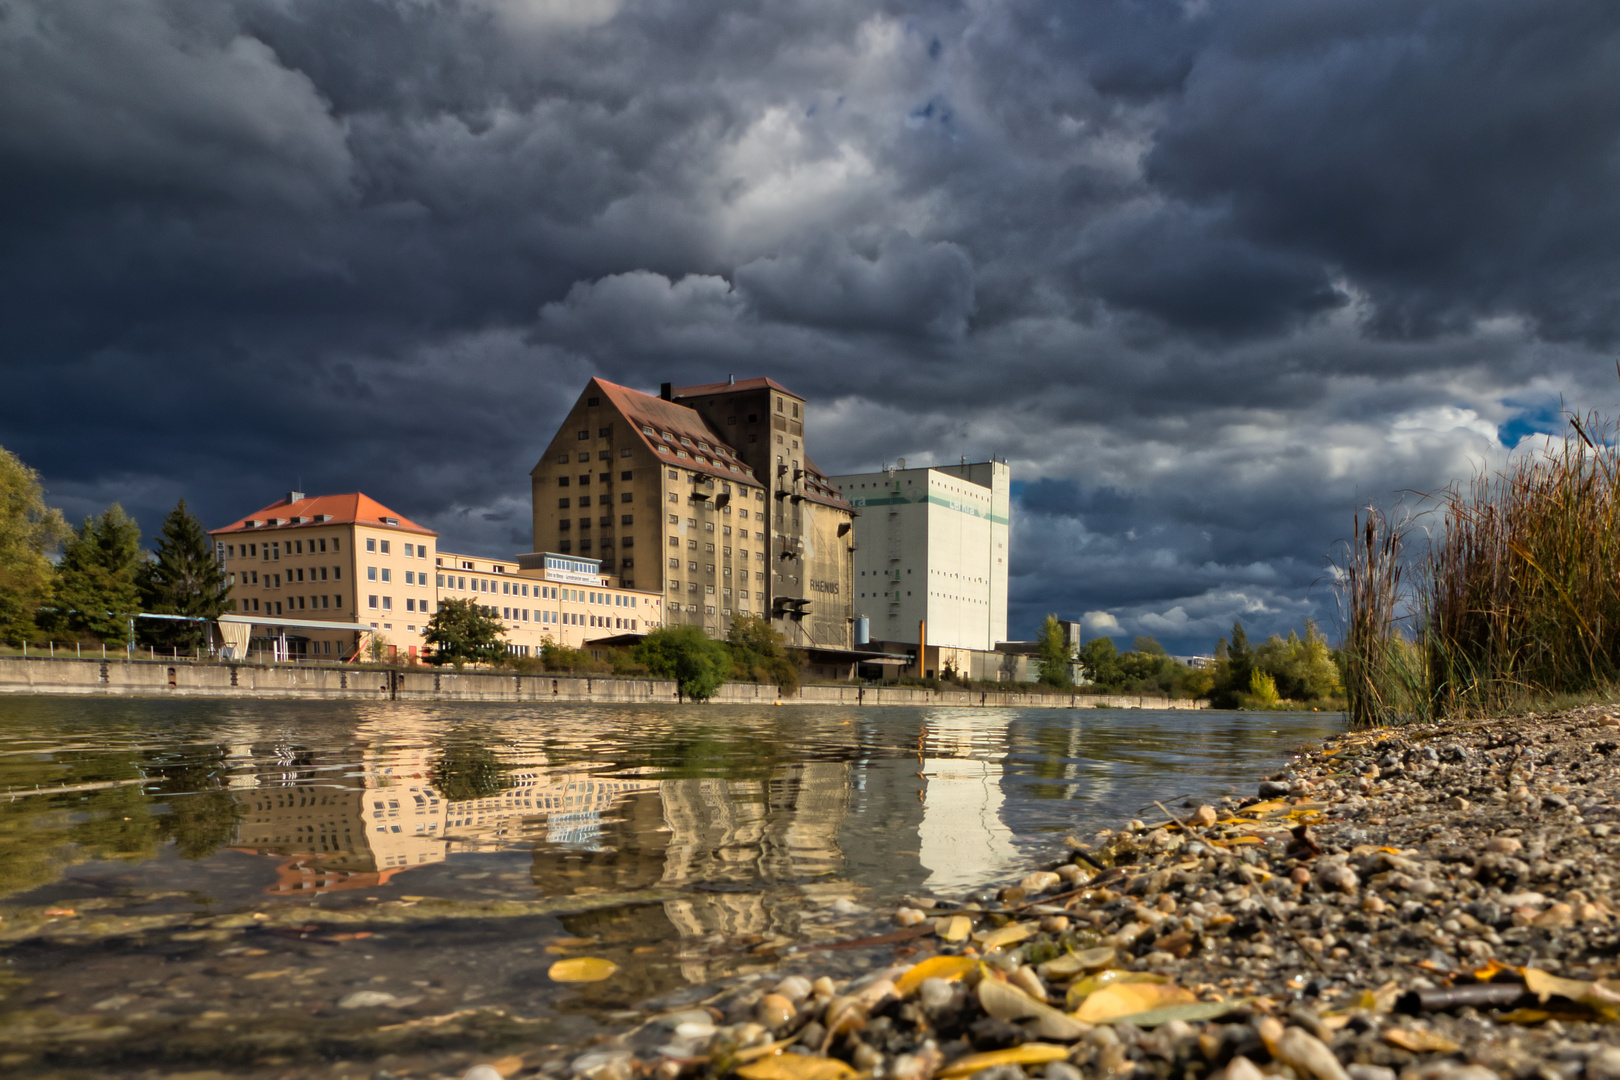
[529,377,856,648]
[211,491,442,659]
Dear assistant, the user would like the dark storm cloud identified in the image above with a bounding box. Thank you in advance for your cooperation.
[3,0,1620,652]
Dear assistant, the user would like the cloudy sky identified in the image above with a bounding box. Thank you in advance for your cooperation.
[4,0,1618,652]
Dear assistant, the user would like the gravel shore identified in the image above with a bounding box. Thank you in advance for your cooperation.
[561,703,1620,1080]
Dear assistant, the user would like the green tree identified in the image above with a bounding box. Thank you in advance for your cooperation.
[136,499,230,651]
[726,614,801,694]
[1036,614,1074,688]
[422,598,506,665]
[1078,636,1122,689]
[0,447,68,645]
[1208,621,1255,708]
[52,505,143,644]
[635,624,731,701]
[1249,668,1281,706]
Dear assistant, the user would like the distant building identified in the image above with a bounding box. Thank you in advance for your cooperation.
[434,549,663,656]
[528,377,856,648]
[830,460,1011,657]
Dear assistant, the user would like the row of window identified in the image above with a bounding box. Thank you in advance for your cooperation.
[557,494,636,508]
[556,471,633,487]
[227,537,342,560]
[558,448,633,463]
[231,596,340,613]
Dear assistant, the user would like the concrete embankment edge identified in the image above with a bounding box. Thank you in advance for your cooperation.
[0,656,1204,709]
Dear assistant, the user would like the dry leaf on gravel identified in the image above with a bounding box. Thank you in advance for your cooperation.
[894,955,977,996]
[736,1056,856,1080]
[1072,981,1196,1024]
[547,957,619,983]
[1382,1029,1461,1053]
[937,1044,1072,1078]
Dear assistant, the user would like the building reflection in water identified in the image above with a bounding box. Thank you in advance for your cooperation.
[223,712,859,985]
[916,711,1020,891]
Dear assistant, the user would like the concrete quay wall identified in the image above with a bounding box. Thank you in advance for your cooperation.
[0,656,1206,710]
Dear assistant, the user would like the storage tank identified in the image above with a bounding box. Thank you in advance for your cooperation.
[854,617,870,645]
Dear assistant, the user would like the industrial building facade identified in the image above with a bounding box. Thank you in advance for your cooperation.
[528,377,856,649]
[831,460,1011,656]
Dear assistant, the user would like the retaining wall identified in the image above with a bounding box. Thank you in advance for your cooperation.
[0,656,1205,710]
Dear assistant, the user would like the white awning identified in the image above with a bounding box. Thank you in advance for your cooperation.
[218,614,374,633]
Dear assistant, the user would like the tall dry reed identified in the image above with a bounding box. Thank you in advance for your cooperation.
[1423,413,1620,716]
[1341,411,1620,724]
[1339,507,1428,727]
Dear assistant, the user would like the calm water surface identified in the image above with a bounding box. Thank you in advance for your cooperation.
[0,698,1340,1077]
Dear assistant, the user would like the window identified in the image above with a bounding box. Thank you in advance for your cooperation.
[622,536,633,547]
[366,538,376,553]
[578,495,590,507]
[558,453,570,464]
[688,560,697,571]
[687,539,697,549]
[598,450,610,460]
[669,557,680,568]
[380,540,390,554]
[578,429,589,440]
[437,574,445,587]
[382,597,391,609]
[599,426,611,437]
[587,395,600,407]
[559,498,570,508]
[620,447,632,458]
[578,474,590,485]
[723,546,731,556]
[368,595,379,609]
[723,526,732,536]
[620,470,633,481]
[668,492,678,503]
[578,452,589,462]
[404,543,414,557]
[706,564,715,575]
[558,476,570,487]
[620,492,633,503]
[368,566,377,581]
[405,571,415,585]
[621,514,633,526]
[406,598,416,612]
[705,542,715,552]
[381,568,391,583]
[668,514,679,524]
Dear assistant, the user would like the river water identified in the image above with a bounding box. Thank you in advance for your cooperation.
[0,698,1339,1078]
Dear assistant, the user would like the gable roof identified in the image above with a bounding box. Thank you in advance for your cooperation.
[672,376,802,400]
[587,378,765,489]
[210,493,436,537]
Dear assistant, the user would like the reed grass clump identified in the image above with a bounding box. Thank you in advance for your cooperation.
[1341,411,1620,725]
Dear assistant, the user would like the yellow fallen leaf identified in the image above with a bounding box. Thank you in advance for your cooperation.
[1524,968,1620,1016]
[939,915,973,942]
[489,1056,525,1078]
[938,1044,1071,1077]
[1225,835,1264,846]
[895,955,977,996]
[975,922,1038,950]
[1039,946,1116,978]
[1234,799,1290,816]
[1073,982,1196,1024]
[547,957,618,983]
[978,976,1089,1040]
[1383,1029,1460,1053]
[737,1056,856,1080]
[243,968,296,981]
[1066,969,1166,1007]
[735,1038,797,1064]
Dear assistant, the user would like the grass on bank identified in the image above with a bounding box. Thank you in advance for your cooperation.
[1342,409,1620,727]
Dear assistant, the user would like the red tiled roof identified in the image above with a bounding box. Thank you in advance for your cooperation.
[672,376,802,400]
[210,493,436,536]
[590,378,765,489]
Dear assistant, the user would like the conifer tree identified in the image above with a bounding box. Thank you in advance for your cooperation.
[137,499,229,651]
[0,447,68,645]
[52,505,143,644]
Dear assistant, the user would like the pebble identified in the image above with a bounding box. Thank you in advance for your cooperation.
[462,1068,503,1080]
[337,991,398,1009]
[757,993,795,1030]
[894,906,927,927]
[772,975,813,1003]
[1020,870,1062,894]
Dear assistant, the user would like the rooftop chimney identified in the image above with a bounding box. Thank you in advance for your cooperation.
[659,382,672,401]
[286,491,305,504]
[728,373,735,385]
